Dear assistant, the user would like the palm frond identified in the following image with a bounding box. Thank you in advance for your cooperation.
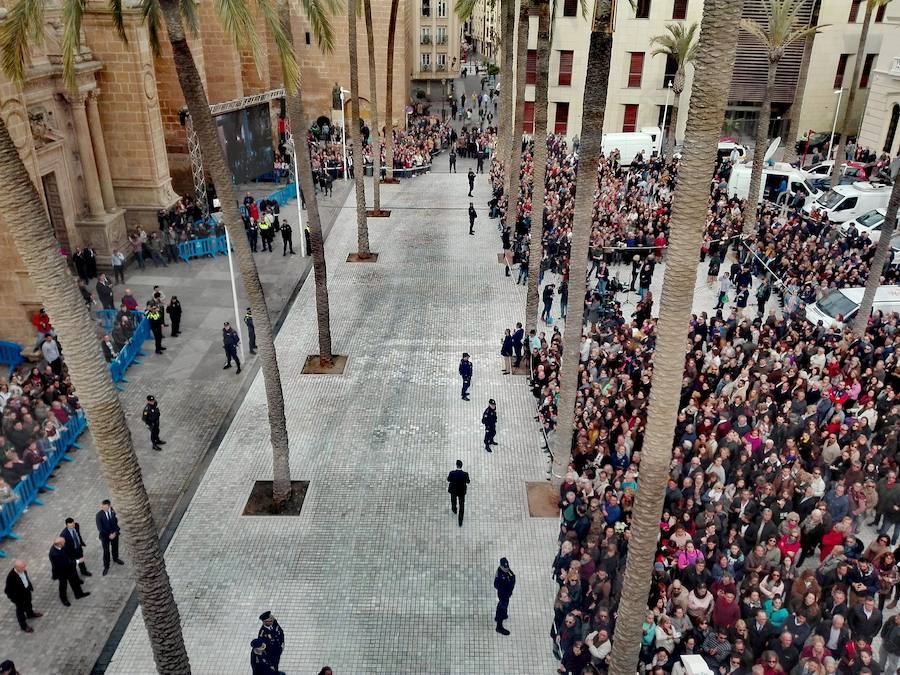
[141,0,163,57]
[61,0,86,92]
[292,0,338,53]
[180,0,200,37]
[649,21,698,66]
[741,0,826,60]
[454,0,477,21]
[0,0,45,83]
[109,0,128,42]
[739,17,769,46]
[213,0,264,78]
[256,0,301,92]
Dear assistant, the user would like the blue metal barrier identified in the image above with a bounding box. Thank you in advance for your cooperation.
[107,311,149,390]
[0,341,24,378]
[96,309,117,334]
[0,410,87,556]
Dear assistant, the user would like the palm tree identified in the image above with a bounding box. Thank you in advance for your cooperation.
[551,0,614,476]
[740,0,822,234]
[346,0,372,257]
[363,0,382,214]
[0,109,190,674]
[649,21,698,154]
[278,1,337,367]
[830,0,891,186]
[781,0,820,166]
[503,1,530,256]
[607,0,744,672]
[851,178,900,336]
[384,0,401,182]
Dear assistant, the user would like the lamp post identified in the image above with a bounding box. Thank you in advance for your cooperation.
[661,80,673,154]
[340,87,350,181]
[285,134,307,257]
[829,88,844,161]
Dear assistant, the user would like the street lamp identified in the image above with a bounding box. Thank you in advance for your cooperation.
[283,135,307,257]
[661,80,673,154]
[829,88,844,161]
[339,87,350,181]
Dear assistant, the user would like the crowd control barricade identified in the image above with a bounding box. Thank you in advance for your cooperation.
[97,309,117,334]
[107,311,149,390]
[0,341,24,378]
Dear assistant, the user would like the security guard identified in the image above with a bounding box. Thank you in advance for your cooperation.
[244,308,257,354]
[145,302,165,354]
[281,220,294,256]
[458,353,472,401]
[222,322,241,373]
[258,611,285,674]
[482,399,498,452]
[258,212,273,252]
[141,395,164,451]
[250,638,276,675]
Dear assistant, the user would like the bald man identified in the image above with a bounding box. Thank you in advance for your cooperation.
[49,537,89,606]
[4,560,41,632]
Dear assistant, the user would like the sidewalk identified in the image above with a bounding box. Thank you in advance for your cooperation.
[0,179,351,674]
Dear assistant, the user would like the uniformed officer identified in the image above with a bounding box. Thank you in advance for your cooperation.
[482,399,498,452]
[249,638,276,675]
[141,395,164,451]
[494,557,516,635]
[258,611,285,674]
[467,168,475,196]
[458,353,472,401]
[281,220,294,256]
[468,203,478,236]
[222,322,241,373]
[244,308,257,354]
[449,147,457,173]
[145,302,165,354]
[258,213,273,252]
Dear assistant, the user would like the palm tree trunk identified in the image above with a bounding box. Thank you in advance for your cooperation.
[783,5,818,166]
[524,1,550,334]
[666,95,680,157]
[384,0,400,181]
[552,0,613,476]
[495,0,516,179]
[0,115,190,673]
[607,1,742,672]
[159,0,292,506]
[851,177,900,336]
[501,2,530,241]
[831,0,874,185]
[364,0,381,213]
[280,4,334,364]
[347,0,371,256]
[742,62,777,235]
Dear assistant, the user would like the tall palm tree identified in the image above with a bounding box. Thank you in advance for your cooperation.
[524,0,551,334]
[607,0,743,672]
[503,0,530,256]
[278,1,337,367]
[740,0,822,234]
[781,0,821,166]
[649,21,698,154]
[363,0,382,214]
[0,113,190,673]
[551,0,614,476]
[830,0,891,186]
[852,178,900,336]
[384,0,400,182]
[347,0,372,257]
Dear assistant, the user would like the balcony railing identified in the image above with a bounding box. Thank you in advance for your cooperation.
[421,35,431,44]
[421,63,432,71]
[892,56,900,76]
[436,35,448,45]
[436,63,446,71]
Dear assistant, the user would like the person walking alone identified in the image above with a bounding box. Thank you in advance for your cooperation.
[95,499,124,575]
[482,399,498,452]
[541,283,556,323]
[449,147,457,173]
[166,296,182,337]
[447,460,470,527]
[222,322,242,373]
[494,557,516,635]
[4,560,42,633]
[467,168,475,197]
[244,308,257,355]
[459,353,473,401]
[281,220,294,256]
[142,395,164,451]
[468,203,478,236]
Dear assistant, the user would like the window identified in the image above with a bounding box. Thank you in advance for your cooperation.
[876,3,887,21]
[885,104,900,153]
[421,27,431,44]
[834,54,850,88]
[623,104,638,132]
[436,26,447,44]
[437,0,447,17]
[663,54,677,88]
[437,53,447,71]
[635,0,651,18]
[420,53,431,70]
[524,101,535,134]
[860,53,876,88]
[627,52,645,88]
[657,104,673,135]
[558,50,574,86]
[848,0,862,22]
[563,0,578,17]
[554,102,569,135]
[672,0,688,20]
[527,49,537,85]
[305,31,311,45]
[421,0,430,16]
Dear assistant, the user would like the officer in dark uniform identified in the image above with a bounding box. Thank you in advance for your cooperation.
[281,220,294,255]
[449,147,457,173]
[142,395,164,451]
[258,611,285,674]
[447,460,470,527]
[494,557,516,635]
[468,203,478,235]
[467,168,475,196]
[250,638,276,675]
[458,353,472,400]
[482,399,498,452]
[145,302,165,354]
[244,308,257,354]
[222,322,241,373]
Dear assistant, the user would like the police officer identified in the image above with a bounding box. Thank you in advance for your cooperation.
[281,220,294,256]
[482,399,498,452]
[244,308,257,354]
[250,638,276,675]
[258,212,274,252]
[145,302,165,354]
[246,219,259,252]
[447,460,470,527]
[494,557,516,635]
[449,147,457,173]
[258,611,285,674]
[222,322,241,373]
[459,352,472,401]
[467,168,475,197]
[141,395,164,451]
[468,203,478,236]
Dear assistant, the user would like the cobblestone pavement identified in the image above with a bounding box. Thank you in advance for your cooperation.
[107,164,560,673]
[0,181,351,674]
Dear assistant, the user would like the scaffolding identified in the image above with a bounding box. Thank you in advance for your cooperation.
[179,108,209,219]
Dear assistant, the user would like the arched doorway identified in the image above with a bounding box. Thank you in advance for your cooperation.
[884,103,900,154]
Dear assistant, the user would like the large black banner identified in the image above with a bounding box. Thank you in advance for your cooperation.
[215,103,274,183]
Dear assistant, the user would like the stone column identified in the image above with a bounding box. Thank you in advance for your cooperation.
[85,89,117,211]
[69,92,105,217]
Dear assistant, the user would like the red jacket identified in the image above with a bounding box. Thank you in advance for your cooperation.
[712,595,741,630]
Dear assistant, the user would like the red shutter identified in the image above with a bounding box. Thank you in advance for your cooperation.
[834,54,849,89]
[672,0,688,20]
[526,49,537,85]
[628,52,644,88]
[623,104,638,133]
[848,0,862,22]
[524,101,535,134]
[558,50,574,86]
[554,102,569,135]
[860,53,877,88]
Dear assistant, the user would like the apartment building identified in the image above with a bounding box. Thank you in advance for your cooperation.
[410,0,463,89]
[857,3,900,156]
[470,0,500,62]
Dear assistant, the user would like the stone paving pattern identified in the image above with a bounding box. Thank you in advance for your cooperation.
[107,167,561,673]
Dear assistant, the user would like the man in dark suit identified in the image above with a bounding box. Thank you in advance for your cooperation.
[747,610,775,658]
[815,613,851,655]
[60,517,91,577]
[49,537,89,606]
[4,560,42,632]
[96,499,124,575]
[447,460,471,527]
[743,508,778,549]
[511,323,524,368]
[848,595,883,643]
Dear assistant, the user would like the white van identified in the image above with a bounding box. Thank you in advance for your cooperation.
[717,139,747,163]
[602,126,661,165]
[727,161,820,204]
[805,285,900,328]
[839,208,887,242]
[802,181,893,224]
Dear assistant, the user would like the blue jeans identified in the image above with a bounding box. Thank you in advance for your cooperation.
[134,249,145,269]
[880,520,900,545]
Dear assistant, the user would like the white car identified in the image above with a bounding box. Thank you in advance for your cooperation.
[806,285,900,328]
[839,208,887,242]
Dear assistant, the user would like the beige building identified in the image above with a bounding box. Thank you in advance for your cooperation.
[470,0,499,62]
[409,0,462,93]
[856,4,900,157]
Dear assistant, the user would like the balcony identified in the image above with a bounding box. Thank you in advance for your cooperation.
[436,36,448,45]
[421,35,432,44]
[436,63,446,71]
[421,63,432,71]
[892,56,900,76]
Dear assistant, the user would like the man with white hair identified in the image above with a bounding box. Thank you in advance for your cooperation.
[3,560,42,632]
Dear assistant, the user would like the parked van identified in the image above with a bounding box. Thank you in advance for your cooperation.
[802,181,893,224]
[805,285,900,328]
[838,208,887,242]
[717,139,747,163]
[602,127,661,165]
[727,162,820,204]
